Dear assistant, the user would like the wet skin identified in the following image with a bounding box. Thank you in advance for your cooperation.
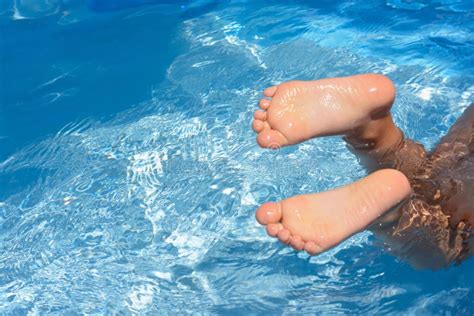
[253,73,473,269]
[360,103,474,268]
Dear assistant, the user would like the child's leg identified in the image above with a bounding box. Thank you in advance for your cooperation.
[343,111,428,175]
[256,169,411,254]
[252,74,397,148]
[431,103,474,164]
[253,74,430,256]
[252,73,428,174]
[427,104,474,262]
[345,105,474,268]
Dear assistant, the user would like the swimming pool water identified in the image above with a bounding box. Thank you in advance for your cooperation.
[1,0,474,314]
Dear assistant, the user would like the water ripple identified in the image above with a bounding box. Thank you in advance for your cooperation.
[1,0,474,314]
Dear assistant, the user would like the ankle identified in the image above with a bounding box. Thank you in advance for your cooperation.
[344,114,403,151]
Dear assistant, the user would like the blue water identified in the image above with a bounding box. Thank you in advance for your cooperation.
[1,0,474,314]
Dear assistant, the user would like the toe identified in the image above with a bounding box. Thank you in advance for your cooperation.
[277,228,291,244]
[304,241,323,256]
[254,109,267,121]
[267,223,283,237]
[263,86,278,97]
[290,235,305,251]
[257,129,289,149]
[256,202,282,225]
[259,99,271,110]
[252,119,264,132]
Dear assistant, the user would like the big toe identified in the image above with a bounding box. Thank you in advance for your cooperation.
[256,202,282,225]
[257,129,289,149]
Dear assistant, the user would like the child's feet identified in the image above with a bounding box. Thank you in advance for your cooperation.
[252,74,396,148]
[255,169,411,254]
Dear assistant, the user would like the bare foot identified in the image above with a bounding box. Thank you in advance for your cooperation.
[255,169,411,255]
[252,74,396,148]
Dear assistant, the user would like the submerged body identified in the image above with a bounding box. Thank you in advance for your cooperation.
[252,74,473,269]
[355,104,474,268]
